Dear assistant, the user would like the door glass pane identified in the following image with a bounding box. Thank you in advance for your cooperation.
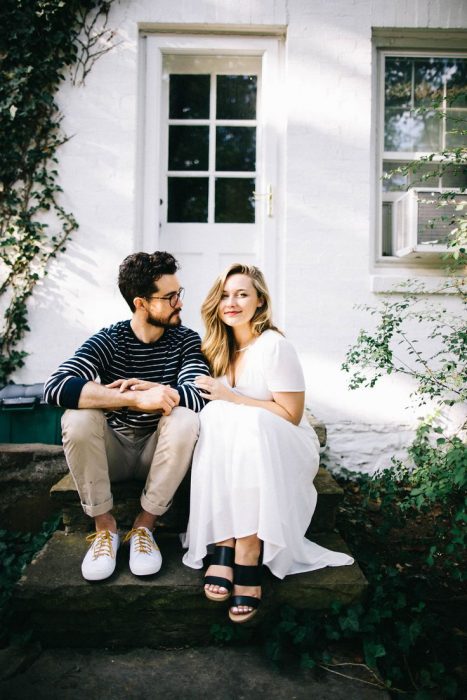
[215,178,255,223]
[169,74,210,119]
[169,126,209,171]
[216,75,257,119]
[216,127,256,171]
[168,178,208,222]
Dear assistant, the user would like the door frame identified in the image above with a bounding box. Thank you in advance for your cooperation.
[137,28,286,324]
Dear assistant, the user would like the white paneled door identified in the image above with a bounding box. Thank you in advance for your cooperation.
[141,34,283,333]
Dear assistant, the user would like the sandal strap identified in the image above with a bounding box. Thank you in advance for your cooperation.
[210,546,235,567]
[230,595,261,610]
[233,562,262,586]
[204,575,233,591]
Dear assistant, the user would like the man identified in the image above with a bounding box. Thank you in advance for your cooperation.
[44,251,209,581]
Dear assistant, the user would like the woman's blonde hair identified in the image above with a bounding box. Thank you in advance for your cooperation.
[201,263,282,377]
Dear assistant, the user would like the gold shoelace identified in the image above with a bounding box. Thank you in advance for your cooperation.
[124,527,159,554]
[86,530,116,560]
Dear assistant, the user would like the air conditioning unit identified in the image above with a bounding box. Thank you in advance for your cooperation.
[392,188,465,258]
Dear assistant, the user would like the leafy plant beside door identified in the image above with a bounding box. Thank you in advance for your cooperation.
[0,0,118,386]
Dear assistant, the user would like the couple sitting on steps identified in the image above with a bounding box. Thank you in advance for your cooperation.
[44,251,353,624]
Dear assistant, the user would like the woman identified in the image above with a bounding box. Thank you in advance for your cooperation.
[182,264,353,623]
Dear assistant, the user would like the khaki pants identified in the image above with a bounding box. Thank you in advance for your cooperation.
[61,407,200,518]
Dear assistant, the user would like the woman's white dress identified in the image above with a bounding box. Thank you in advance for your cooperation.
[182,330,353,579]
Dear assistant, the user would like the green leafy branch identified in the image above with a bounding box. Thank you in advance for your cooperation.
[0,0,118,385]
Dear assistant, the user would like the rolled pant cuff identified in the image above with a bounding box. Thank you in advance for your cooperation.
[140,492,172,517]
[81,496,114,518]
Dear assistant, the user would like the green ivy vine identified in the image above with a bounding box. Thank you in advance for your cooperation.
[0,0,118,385]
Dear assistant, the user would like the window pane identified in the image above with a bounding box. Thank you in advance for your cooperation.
[446,59,467,107]
[216,127,256,171]
[384,107,441,152]
[383,161,441,191]
[169,74,210,119]
[446,109,467,148]
[216,75,257,119]
[168,178,208,222]
[382,161,408,192]
[215,178,255,223]
[385,57,412,108]
[169,126,209,171]
[441,164,467,189]
[382,202,393,256]
[414,59,446,107]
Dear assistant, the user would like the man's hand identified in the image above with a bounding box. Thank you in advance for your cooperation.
[130,384,180,415]
[107,378,162,393]
[194,376,235,402]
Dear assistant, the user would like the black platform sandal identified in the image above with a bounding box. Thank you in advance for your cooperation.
[204,545,235,602]
[228,558,263,624]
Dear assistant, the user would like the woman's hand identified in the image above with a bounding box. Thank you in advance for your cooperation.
[195,376,235,402]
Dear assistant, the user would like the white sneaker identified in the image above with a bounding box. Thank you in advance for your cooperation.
[125,527,162,576]
[81,530,120,581]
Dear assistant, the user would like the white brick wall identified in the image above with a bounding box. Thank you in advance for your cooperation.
[14,0,467,472]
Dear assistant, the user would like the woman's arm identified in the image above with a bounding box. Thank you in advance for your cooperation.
[194,376,304,425]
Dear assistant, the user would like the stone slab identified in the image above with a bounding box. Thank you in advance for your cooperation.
[51,466,343,534]
[13,531,366,649]
[0,444,68,531]
[0,646,390,699]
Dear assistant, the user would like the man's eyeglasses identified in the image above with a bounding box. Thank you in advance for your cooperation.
[147,288,185,308]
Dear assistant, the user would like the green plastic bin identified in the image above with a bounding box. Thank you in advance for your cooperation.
[0,384,63,445]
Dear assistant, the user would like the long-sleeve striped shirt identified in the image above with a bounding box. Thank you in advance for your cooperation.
[43,321,210,431]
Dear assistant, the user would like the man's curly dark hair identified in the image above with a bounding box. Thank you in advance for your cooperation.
[118,251,180,311]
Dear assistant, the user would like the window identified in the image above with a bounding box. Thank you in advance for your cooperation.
[163,55,260,224]
[376,43,466,261]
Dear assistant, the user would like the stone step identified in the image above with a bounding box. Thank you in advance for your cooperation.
[51,466,343,535]
[13,530,367,649]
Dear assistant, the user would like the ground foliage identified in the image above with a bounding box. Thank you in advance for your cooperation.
[211,463,466,698]
[0,0,117,384]
[0,514,60,647]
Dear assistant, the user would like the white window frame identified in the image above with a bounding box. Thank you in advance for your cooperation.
[372,30,467,272]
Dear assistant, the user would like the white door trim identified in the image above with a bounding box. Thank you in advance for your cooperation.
[138,31,286,325]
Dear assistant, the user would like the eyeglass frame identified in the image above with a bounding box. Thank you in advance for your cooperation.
[146,287,185,308]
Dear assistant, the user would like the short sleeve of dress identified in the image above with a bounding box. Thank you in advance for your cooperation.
[263,332,306,393]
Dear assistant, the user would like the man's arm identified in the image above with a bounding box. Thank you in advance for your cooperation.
[43,329,115,408]
[78,381,179,415]
[44,328,180,415]
[175,330,211,412]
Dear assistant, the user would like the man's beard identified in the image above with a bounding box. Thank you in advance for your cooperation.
[147,309,182,329]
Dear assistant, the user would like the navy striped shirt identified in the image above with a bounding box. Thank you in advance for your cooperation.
[43,321,210,431]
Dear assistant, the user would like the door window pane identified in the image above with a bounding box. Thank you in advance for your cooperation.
[168,178,208,222]
[215,178,255,223]
[169,126,209,171]
[216,127,256,171]
[169,74,210,119]
[216,75,257,119]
